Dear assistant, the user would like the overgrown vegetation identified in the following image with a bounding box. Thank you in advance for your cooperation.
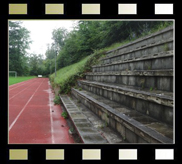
[150,87,153,91]
[49,21,173,94]
[53,21,172,69]
[50,49,107,94]
[9,20,173,89]
[53,95,61,105]
[61,111,68,119]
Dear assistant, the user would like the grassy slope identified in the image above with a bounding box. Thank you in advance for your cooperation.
[50,23,173,94]
[51,55,91,85]
[9,76,36,85]
[50,54,98,93]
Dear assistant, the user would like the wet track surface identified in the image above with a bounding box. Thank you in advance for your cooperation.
[9,78,74,144]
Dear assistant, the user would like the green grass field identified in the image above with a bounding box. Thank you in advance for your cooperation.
[9,76,36,86]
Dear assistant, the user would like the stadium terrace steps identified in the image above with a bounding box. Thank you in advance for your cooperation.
[59,95,108,144]
[92,50,173,72]
[59,26,174,143]
[78,80,173,126]
[100,39,173,65]
[71,88,173,143]
[85,69,173,92]
[104,25,173,59]
[60,95,125,144]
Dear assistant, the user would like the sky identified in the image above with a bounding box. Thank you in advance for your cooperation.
[19,20,78,57]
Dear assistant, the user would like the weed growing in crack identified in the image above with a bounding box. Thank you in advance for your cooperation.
[61,111,68,119]
[53,95,61,105]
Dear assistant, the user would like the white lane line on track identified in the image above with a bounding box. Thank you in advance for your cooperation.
[48,81,55,144]
[9,80,31,87]
[9,78,36,87]
[9,79,45,131]
[9,78,37,91]
[9,80,38,100]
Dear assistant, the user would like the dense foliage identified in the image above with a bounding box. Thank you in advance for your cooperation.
[52,21,173,70]
[9,21,32,76]
[9,20,173,77]
[9,21,49,76]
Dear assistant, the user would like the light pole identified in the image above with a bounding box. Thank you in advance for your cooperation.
[55,50,57,77]
[52,43,58,78]
[50,61,51,75]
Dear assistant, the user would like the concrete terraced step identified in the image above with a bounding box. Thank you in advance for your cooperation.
[86,69,173,77]
[59,95,108,144]
[79,80,173,106]
[93,50,173,72]
[78,80,173,125]
[105,25,173,59]
[101,38,173,64]
[85,69,173,92]
[71,88,173,143]
[70,95,127,143]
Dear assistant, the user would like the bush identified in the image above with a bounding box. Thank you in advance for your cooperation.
[61,111,68,119]
[53,95,61,105]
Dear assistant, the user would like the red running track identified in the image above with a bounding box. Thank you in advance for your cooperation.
[9,78,74,144]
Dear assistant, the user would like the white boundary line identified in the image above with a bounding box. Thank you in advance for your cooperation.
[9,78,37,91]
[48,81,55,144]
[9,80,38,100]
[9,79,30,87]
[9,77,36,87]
[9,80,32,90]
[9,79,45,131]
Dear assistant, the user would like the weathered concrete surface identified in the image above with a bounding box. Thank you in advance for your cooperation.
[105,25,173,59]
[79,80,173,106]
[71,88,173,143]
[70,26,174,143]
[103,39,173,64]
[86,69,173,92]
[70,95,125,143]
[86,69,173,76]
[78,80,173,125]
[93,50,173,73]
[60,95,108,144]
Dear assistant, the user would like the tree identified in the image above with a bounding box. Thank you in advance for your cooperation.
[45,44,57,60]
[52,27,68,50]
[9,21,32,75]
[45,20,173,74]
[28,53,44,75]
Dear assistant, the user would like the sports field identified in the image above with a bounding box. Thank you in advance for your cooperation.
[9,76,36,85]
